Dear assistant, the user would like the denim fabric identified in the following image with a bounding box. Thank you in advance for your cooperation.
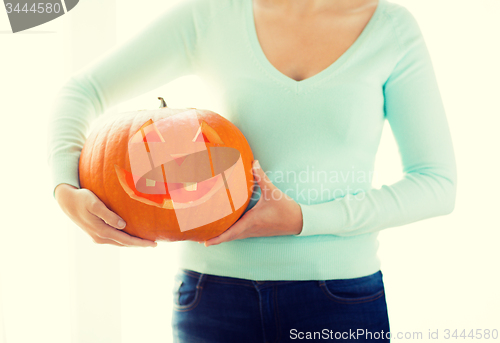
[172,269,390,342]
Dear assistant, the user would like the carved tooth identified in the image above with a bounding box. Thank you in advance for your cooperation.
[162,199,173,209]
[183,182,197,191]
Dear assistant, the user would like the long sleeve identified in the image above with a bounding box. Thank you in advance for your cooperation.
[296,6,457,237]
[46,0,202,197]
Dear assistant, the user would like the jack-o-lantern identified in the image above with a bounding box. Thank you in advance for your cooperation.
[79,98,254,242]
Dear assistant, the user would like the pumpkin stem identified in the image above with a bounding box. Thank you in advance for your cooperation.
[158,97,167,108]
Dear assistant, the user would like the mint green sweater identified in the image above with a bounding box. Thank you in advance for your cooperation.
[47,0,457,280]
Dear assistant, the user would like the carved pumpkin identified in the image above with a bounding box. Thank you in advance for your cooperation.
[79,98,254,242]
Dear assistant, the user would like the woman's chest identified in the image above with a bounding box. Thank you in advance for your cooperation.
[252,2,378,82]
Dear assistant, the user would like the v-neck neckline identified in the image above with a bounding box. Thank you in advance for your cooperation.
[244,0,385,93]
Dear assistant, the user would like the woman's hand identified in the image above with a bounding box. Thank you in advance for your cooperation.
[204,160,303,247]
[55,184,157,248]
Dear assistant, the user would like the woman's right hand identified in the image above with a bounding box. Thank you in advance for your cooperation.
[55,183,157,248]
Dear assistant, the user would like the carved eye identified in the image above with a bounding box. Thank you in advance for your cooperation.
[130,119,165,144]
[192,121,224,145]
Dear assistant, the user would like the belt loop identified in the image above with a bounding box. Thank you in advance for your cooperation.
[318,280,325,287]
[197,273,207,290]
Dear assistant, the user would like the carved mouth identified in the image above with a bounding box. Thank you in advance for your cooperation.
[115,165,228,209]
[142,173,223,204]
[114,146,240,210]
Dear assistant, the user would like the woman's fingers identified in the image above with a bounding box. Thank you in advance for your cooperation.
[205,209,256,246]
[56,186,158,248]
[89,216,158,247]
[86,195,127,230]
[90,235,126,247]
[84,192,157,247]
[99,225,158,247]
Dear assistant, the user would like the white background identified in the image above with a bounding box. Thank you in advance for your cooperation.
[0,0,499,342]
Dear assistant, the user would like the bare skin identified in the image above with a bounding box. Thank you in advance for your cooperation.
[55,0,377,247]
[253,0,379,81]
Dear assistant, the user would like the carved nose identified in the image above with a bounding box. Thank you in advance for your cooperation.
[170,153,189,166]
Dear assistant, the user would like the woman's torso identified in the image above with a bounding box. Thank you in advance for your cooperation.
[180,0,393,281]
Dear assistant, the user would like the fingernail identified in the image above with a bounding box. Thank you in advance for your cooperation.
[117,219,126,228]
[253,160,260,169]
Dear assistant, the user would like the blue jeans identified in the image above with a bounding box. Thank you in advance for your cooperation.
[171,269,390,342]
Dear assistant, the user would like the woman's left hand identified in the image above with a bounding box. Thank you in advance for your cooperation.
[204,160,303,247]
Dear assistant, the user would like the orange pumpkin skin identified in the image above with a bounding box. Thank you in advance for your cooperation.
[79,106,254,242]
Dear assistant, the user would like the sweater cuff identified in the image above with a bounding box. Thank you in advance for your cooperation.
[295,198,347,236]
[49,155,81,198]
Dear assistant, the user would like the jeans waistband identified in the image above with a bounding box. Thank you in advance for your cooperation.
[179,268,382,290]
